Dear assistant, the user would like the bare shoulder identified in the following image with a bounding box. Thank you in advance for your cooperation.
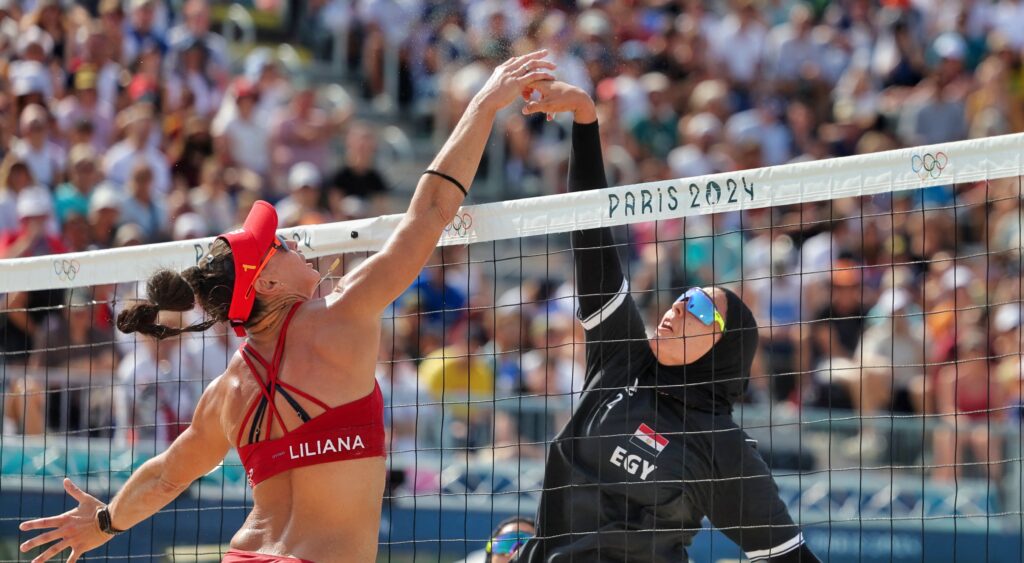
[202,353,247,417]
[308,290,381,331]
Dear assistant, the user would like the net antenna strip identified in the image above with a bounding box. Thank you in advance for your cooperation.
[3,133,1023,293]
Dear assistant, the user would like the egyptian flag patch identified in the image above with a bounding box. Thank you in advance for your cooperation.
[630,423,668,456]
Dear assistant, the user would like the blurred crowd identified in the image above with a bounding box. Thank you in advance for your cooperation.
[1,0,1023,487]
[305,0,1024,194]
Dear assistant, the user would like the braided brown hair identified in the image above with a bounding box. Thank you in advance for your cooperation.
[117,239,263,339]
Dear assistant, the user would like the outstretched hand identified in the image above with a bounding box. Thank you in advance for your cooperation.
[521,81,597,123]
[474,50,557,114]
[19,478,112,563]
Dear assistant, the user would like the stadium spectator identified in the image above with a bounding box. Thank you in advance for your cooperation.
[801,259,869,410]
[103,103,171,194]
[167,0,230,82]
[629,72,677,160]
[270,86,345,189]
[87,184,123,249]
[710,0,767,106]
[326,122,390,214]
[9,59,51,124]
[0,155,35,234]
[114,310,205,446]
[166,37,222,118]
[167,115,214,189]
[213,78,271,178]
[60,207,91,252]
[15,24,55,66]
[12,104,65,187]
[121,0,167,65]
[1,186,64,259]
[53,144,101,224]
[934,331,1004,482]
[73,21,122,109]
[118,161,167,242]
[188,159,236,235]
[29,289,118,435]
[418,343,494,449]
[56,67,115,152]
[172,212,207,241]
[275,161,328,227]
[856,286,927,415]
[376,325,421,457]
[0,188,68,432]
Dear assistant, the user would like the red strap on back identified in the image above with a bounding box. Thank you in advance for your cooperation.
[244,345,272,371]
[236,351,289,443]
[235,302,305,446]
[261,302,302,438]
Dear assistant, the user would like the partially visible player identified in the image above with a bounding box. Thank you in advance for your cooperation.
[18,52,556,563]
[487,518,535,563]
[513,81,820,563]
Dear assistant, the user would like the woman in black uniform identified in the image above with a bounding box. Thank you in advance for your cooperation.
[513,82,820,563]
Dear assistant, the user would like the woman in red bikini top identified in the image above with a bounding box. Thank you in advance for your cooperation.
[18,52,556,563]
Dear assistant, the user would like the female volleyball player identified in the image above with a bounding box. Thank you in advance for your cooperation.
[18,51,556,563]
[512,82,820,562]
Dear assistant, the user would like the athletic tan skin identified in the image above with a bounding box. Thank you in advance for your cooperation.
[18,51,557,563]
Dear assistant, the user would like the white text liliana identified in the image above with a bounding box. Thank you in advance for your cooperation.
[288,435,366,460]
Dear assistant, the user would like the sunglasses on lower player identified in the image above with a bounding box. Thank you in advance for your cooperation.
[675,287,725,332]
[243,235,291,300]
[486,531,533,556]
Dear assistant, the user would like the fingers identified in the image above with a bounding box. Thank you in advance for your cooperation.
[62,479,92,504]
[521,100,560,115]
[527,81,553,96]
[21,530,64,553]
[32,540,69,563]
[66,548,80,563]
[517,71,556,88]
[512,58,556,78]
[503,49,548,68]
[21,514,68,532]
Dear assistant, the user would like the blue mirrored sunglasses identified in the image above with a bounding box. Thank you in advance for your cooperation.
[486,531,533,555]
[675,287,725,332]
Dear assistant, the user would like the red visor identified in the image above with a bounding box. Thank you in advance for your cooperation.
[218,201,280,336]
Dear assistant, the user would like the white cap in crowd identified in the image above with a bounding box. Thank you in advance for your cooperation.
[89,183,123,217]
[10,60,51,98]
[288,162,321,191]
[16,186,53,219]
[173,212,208,240]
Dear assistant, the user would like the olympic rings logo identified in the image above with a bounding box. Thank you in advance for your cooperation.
[53,259,81,281]
[444,212,473,237]
[911,152,948,180]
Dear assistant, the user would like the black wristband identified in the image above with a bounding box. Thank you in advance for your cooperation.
[96,506,125,535]
[423,169,467,196]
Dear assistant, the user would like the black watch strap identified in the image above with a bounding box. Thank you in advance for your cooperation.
[96,506,125,535]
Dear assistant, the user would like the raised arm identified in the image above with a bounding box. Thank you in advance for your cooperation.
[330,52,556,319]
[19,377,233,563]
[523,82,629,328]
[524,83,648,391]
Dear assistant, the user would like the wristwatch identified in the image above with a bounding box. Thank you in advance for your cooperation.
[96,506,125,535]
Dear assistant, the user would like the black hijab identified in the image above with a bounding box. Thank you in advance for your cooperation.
[653,287,760,413]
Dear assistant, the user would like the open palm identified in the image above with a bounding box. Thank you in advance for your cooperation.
[19,478,113,563]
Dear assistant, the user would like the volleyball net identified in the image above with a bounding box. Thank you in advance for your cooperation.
[2,133,1023,562]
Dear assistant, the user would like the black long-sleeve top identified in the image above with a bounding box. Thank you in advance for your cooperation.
[515,121,792,563]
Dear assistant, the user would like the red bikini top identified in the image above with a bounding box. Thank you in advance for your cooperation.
[235,302,385,487]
